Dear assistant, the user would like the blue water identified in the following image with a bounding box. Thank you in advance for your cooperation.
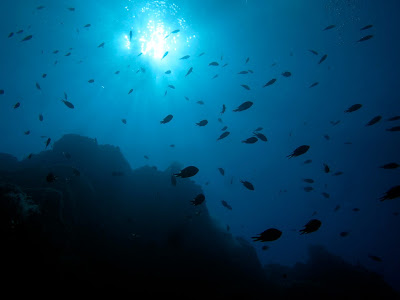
[1,0,399,292]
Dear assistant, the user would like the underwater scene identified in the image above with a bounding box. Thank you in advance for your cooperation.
[0,0,399,298]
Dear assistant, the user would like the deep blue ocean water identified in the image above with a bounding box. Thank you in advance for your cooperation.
[1,0,399,294]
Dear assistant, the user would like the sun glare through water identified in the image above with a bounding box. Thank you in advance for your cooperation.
[123,1,194,61]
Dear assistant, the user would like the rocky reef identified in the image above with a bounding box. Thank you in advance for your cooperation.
[0,134,397,298]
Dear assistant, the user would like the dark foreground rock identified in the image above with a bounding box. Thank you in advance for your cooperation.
[0,134,398,299]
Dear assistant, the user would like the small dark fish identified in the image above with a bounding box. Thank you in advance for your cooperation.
[64,52,71,56]
[357,35,373,42]
[217,131,230,141]
[248,69,254,73]
[387,116,400,121]
[196,100,204,105]
[299,219,321,234]
[322,192,330,199]
[198,52,205,57]
[323,163,330,173]
[221,104,226,114]
[282,71,291,77]
[129,30,132,41]
[304,159,312,164]
[345,104,362,113]
[84,24,91,28]
[252,228,282,242]
[253,132,267,142]
[140,67,146,73]
[137,52,143,57]
[323,25,336,31]
[309,82,319,88]
[222,63,228,67]
[254,127,263,132]
[168,85,175,89]
[180,55,190,60]
[287,145,310,158]
[241,84,250,90]
[241,180,254,191]
[191,194,205,206]
[323,135,330,140]
[303,178,314,183]
[262,245,269,251]
[88,79,94,83]
[233,101,253,112]
[24,130,30,135]
[361,25,373,31]
[221,126,228,131]
[61,100,74,109]
[184,96,189,101]
[115,71,120,75]
[304,186,314,192]
[340,231,349,237]
[164,90,168,96]
[308,49,318,55]
[353,208,360,212]
[368,255,382,262]
[209,62,219,66]
[196,120,208,126]
[35,82,41,90]
[165,70,171,74]
[98,42,105,48]
[72,168,80,176]
[42,73,47,78]
[330,120,341,126]
[379,185,400,201]
[170,144,175,148]
[238,71,248,75]
[53,50,59,54]
[121,119,127,124]
[212,74,219,79]
[13,102,20,109]
[143,155,149,160]
[174,166,199,178]
[218,168,225,176]
[380,163,399,169]
[39,114,43,121]
[318,54,327,64]
[63,152,71,159]
[68,7,75,11]
[37,5,45,10]
[8,32,14,38]
[263,78,276,87]
[171,29,180,34]
[334,205,341,212]
[160,114,173,124]
[128,88,133,94]
[161,51,168,60]
[365,115,382,126]
[218,118,222,123]
[112,171,124,176]
[221,200,232,210]
[16,29,24,34]
[245,57,250,64]
[185,67,193,77]
[333,171,343,176]
[242,137,258,144]
[171,174,177,186]
[27,153,33,159]
[46,172,57,183]
[386,126,400,132]
[45,138,51,148]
